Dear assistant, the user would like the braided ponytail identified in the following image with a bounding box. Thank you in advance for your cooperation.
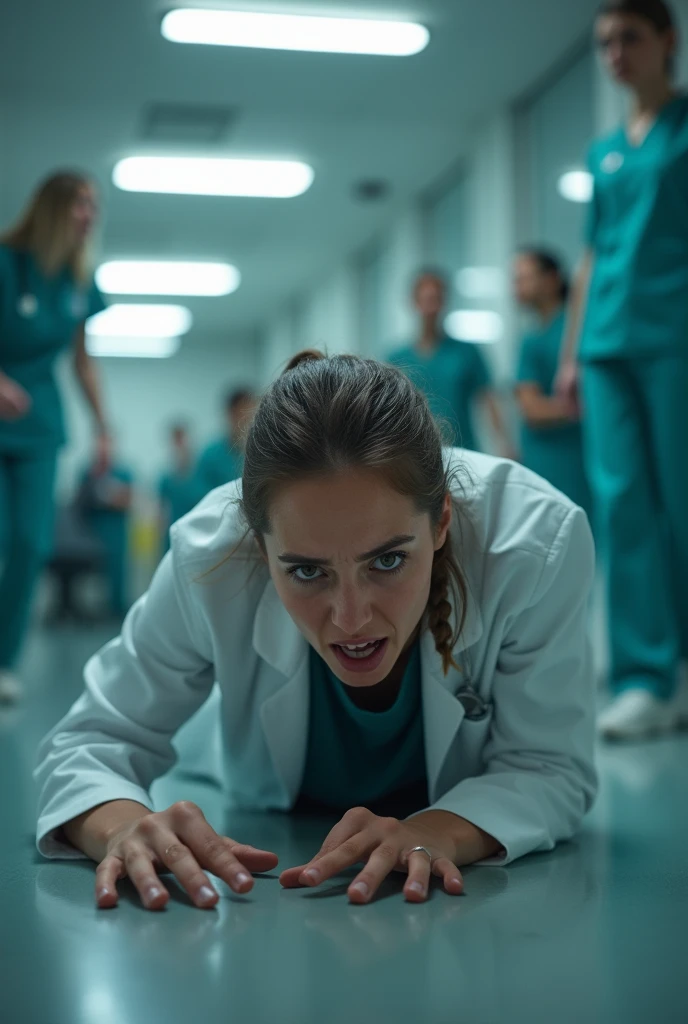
[427,538,466,674]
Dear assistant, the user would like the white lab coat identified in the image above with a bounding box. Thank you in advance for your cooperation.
[35,449,597,865]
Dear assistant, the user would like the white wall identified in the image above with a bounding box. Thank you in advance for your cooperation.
[451,113,519,383]
[296,264,360,357]
[56,335,261,497]
[372,209,427,358]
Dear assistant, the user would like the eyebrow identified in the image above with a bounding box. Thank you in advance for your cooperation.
[277,534,416,566]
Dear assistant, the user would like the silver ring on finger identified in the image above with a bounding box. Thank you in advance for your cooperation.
[407,845,433,865]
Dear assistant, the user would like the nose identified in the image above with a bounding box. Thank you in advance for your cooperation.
[609,41,625,63]
[330,583,373,636]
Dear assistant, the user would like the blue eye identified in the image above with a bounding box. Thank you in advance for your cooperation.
[373,552,406,572]
[286,550,408,587]
[291,565,324,583]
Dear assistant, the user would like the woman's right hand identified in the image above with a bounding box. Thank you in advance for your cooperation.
[0,373,31,420]
[554,360,581,417]
[95,801,279,911]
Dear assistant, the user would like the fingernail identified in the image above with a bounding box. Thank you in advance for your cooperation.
[198,885,217,903]
[303,868,320,884]
[235,873,251,887]
[408,881,425,895]
[351,882,369,898]
[97,887,110,901]
[147,886,163,902]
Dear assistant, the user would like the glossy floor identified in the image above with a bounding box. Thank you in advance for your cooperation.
[1,625,687,1024]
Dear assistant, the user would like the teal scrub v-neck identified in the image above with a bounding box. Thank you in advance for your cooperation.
[0,244,105,453]
[195,437,243,495]
[388,336,492,450]
[582,93,688,361]
[299,641,427,811]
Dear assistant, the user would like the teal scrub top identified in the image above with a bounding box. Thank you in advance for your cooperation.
[158,470,200,528]
[582,93,688,361]
[388,336,492,450]
[299,641,427,811]
[81,465,133,534]
[0,244,105,454]
[516,310,592,516]
[195,437,242,496]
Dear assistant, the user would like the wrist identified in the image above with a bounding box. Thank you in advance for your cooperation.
[408,809,503,865]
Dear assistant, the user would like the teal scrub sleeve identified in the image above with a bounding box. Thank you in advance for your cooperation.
[584,144,600,248]
[470,344,493,394]
[86,281,107,321]
[516,335,543,386]
[159,474,171,502]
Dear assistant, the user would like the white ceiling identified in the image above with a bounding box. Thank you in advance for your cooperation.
[0,1,598,344]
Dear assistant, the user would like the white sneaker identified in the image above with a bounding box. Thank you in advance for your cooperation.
[598,688,677,741]
[0,670,22,704]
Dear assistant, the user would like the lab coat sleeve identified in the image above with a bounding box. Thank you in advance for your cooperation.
[34,550,216,860]
[428,507,597,864]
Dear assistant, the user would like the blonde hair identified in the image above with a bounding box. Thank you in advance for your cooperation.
[1,171,95,284]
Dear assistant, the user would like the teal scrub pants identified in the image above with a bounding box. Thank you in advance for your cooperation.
[90,517,129,617]
[583,356,688,699]
[0,452,57,668]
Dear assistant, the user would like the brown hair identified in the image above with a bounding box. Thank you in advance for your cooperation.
[597,0,675,33]
[1,170,95,283]
[237,348,469,674]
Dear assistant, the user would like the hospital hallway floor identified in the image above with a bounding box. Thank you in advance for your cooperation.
[1,624,687,1024]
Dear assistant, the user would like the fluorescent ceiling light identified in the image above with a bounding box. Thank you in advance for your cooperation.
[456,267,504,301]
[113,156,313,198]
[96,261,240,296]
[161,9,429,57]
[86,337,181,359]
[558,170,593,203]
[87,304,192,338]
[444,310,503,344]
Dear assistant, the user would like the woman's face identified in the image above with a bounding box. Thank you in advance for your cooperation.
[70,183,99,245]
[414,276,446,319]
[513,255,545,307]
[595,13,675,88]
[262,468,452,687]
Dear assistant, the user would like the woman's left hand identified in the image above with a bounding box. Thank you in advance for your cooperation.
[279,807,465,904]
[94,431,113,474]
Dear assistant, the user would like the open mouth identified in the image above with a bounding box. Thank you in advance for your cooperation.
[330,638,389,673]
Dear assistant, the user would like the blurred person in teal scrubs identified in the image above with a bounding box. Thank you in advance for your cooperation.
[514,249,592,519]
[195,388,257,496]
[388,270,514,456]
[0,172,112,703]
[158,422,199,555]
[79,455,133,620]
[557,0,688,740]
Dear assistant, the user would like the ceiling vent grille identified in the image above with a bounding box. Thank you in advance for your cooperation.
[141,103,237,144]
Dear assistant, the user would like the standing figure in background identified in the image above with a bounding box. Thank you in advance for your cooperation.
[158,422,198,554]
[557,0,688,739]
[195,388,257,496]
[514,249,592,519]
[388,270,514,456]
[0,171,111,703]
[79,455,133,620]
